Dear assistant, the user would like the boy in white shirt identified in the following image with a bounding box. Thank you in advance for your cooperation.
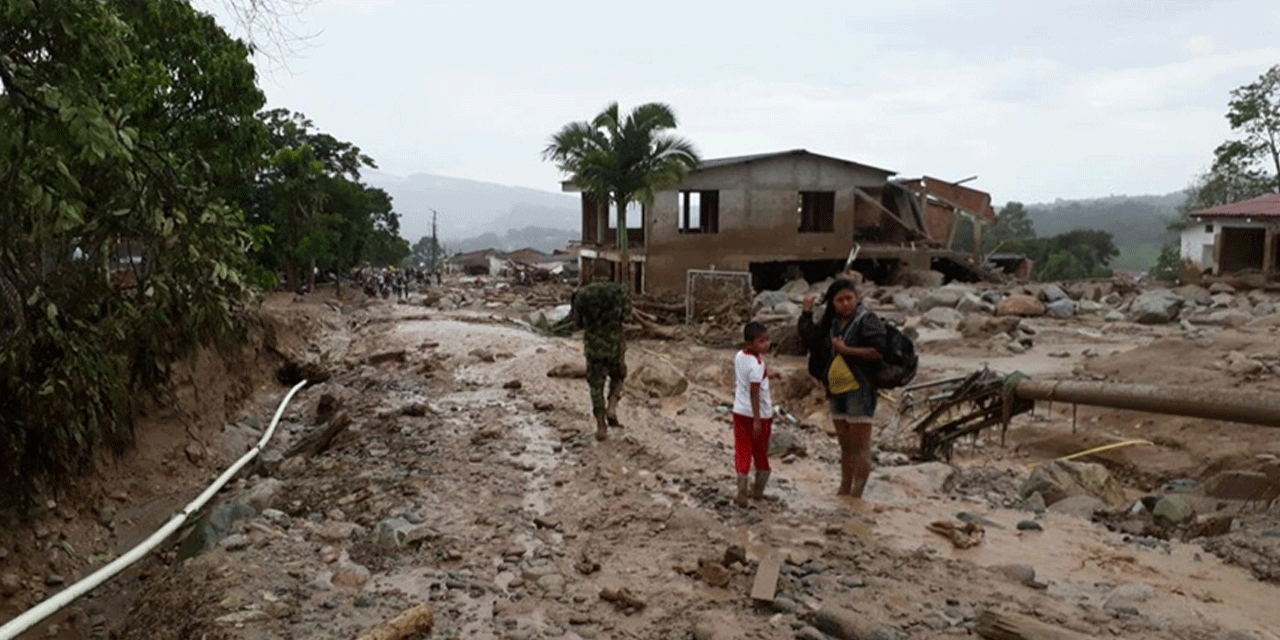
[733,322,775,507]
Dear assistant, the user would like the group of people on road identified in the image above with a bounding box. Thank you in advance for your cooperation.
[357,266,439,299]
[565,267,891,507]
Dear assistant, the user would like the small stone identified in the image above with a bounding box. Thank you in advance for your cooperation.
[220,534,250,551]
[1,572,22,596]
[993,564,1036,585]
[1153,495,1196,525]
[503,380,523,390]
[1016,520,1043,532]
[534,401,555,411]
[95,507,116,528]
[44,575,65,587]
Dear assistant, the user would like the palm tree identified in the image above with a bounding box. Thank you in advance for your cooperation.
[543,102,700,292]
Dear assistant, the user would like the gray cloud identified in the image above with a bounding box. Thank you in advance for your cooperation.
[204,0,1280,204]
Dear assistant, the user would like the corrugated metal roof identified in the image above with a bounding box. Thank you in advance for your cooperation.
[698,149,896,175]
[1191,193,1280,217]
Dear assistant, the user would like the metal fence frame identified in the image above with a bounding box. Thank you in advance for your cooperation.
[685,268,752,324]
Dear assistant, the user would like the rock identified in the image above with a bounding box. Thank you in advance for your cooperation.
[796,627,827,640]
[1020,460,1128,508]
[919,289,965,311]
[921,307,964,329]
[1039,284,1069,303]
[1104,310,1125,322]
[956,293,992,315]
[0,572,21,597]
[1016,520,1043,531]
[755,291,790,312]
[896,270,945,288]
[1129,289,1183,324]
[546,362,587,379]
[374,517,418,548]
[1153,495,1197,525]
[44,574,65,586]
[1047,495,1106,518]
[993,564,1036,585]
[1077,300,1104,314]
[1045,299,1075,319]
[276,359,331,386]
[1021,492,1046,513]
[632,360,689,397]
[892,293,918,312]
[1209,282,1236,294]
[1204,471,1275,501]
[1176,285,1213,306]
[773,301,801,317]
[696,560,731,588]
[780,278,811,297]
[1005,340,1027,354]
[96,507,116,528]
[878,462,955,495]
[996,295,1046,317]
[1211,293,1236,308]
[813,606,902,640]
[241,478,284,513]
[1104,582,1155,615]
[693,612,745,640]
[219,534,251,551]
[1187,513,1235,538]
[1254,302,1278,317]
[314,521,362,542]
[331,564,371,589]
[175,501,255,562]
[1202,310,1254,328]
[215,610,270,625]
[503,380,523,390]
[1221,631,1260,640]
[722,545,748,568]
[768,430,807,458]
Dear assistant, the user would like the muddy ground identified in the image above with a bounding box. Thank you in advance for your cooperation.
[3,279,1280,640]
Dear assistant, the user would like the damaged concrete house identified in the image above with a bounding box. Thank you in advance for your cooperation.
[564,149,1001,295]
[1180,193,1280,277]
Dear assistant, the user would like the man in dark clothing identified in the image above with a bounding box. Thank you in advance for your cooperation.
[569,269,630,441]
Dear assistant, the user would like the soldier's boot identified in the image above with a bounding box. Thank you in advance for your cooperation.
[593,410,608,441]
[734,475,750,507]
[605,386,622,427]
[751,471,771,500]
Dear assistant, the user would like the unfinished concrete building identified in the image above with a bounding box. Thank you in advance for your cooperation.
[1181,193,1280,277]
[565,149,995,294]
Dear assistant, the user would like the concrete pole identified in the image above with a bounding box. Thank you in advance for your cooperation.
[1015,380,1280,428]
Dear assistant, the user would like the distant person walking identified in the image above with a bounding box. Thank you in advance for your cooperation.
[799,279,886,499]
[569,265,630,441]
[732,322,777,506]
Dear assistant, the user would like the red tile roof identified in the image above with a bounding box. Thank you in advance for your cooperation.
[1192,193,1280,217]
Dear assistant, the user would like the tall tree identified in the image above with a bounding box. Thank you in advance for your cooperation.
[543,102,700,291]
[1183,65,1280,214]
[985,202,1036,252]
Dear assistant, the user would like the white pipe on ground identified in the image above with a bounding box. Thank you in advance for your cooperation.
[0,379,309,640]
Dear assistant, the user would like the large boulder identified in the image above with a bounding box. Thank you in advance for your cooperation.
[892,293,918,312]
[780,278,811,297]
[919,288,966,311]
[996,295,1046,317]
[753,290,790,312]
[1204,470,1276,501]
[1045,299,1076,319]
[1210,293,1236,308]
[1128,289,1183,324]
[895,269,945,288]
[1020,460,1128,509]
[1200,310,1252,328]
[921,307,964,329]
[956,293,993,315]
[1175,285,1212,307]
[1039,284,1070,303]
[632,360,689,397]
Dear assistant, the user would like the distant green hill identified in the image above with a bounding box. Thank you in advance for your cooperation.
[1020,192,1184,271]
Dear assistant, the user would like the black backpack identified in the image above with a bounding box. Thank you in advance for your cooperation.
[853,309,918,390]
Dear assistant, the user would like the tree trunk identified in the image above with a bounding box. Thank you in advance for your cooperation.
[616,198,631,293]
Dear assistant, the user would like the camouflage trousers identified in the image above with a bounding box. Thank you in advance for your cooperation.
[585,355,627,416]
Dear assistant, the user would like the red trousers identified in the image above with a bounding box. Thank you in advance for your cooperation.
[731,413,772,475]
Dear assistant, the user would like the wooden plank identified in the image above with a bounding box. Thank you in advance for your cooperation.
[973,609,1092,640]
[750,551,784,602]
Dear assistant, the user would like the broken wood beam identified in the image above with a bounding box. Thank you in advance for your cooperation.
[749,551,784,602]
[354,603,434,640]
[973,609,1091,640]
[285,410,352,458]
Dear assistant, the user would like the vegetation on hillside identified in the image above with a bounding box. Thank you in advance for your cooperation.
[0,0,406,509]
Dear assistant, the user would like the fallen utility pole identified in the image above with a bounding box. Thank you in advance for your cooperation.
[1013,380,1280,429]
[910,370,1280,460]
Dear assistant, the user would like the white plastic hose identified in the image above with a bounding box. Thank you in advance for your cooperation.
[0,379,309,640]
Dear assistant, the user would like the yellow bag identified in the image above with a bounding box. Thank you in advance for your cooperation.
[827,354,860,395]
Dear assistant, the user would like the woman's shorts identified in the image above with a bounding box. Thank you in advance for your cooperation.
[830,386,877,422]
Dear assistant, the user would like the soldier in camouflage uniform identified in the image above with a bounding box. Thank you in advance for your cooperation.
[569,277,631,441]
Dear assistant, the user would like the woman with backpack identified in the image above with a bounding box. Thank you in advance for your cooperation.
[799,278,888,500]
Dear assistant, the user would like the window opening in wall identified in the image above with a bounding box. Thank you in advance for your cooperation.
[798,191,835,233]
[1205,224,1214,233]
[678,190,719,234]
[606,201,644,229]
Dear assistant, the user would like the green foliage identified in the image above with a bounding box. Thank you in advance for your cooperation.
[1182,65,1280,216]
[1149,243,1182,282]
[543,102,699,289]
[1007,229,1120,281]
[986,202,1035,251]
[1,0,266,508]
[246,109,406,288]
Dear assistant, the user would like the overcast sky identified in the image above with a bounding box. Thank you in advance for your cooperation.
[206,0,1280,204]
